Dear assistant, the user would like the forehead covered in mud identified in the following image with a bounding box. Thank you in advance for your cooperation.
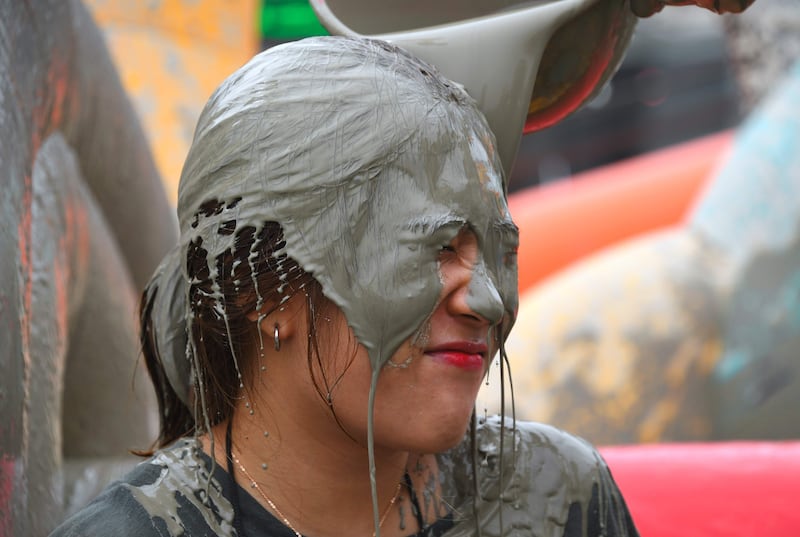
[177,36,517,368]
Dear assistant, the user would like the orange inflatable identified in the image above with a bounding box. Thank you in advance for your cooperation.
[509,130,733,293]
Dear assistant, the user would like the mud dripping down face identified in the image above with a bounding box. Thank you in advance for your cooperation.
[147,36,522,535]
[173,37,518,378]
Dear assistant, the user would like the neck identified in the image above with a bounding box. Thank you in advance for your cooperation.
[205,400,446,537]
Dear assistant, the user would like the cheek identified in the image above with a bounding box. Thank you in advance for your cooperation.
[396,315,430,355]
[340,225,446,371]
[315,313,368,384]
[325,348,375,434]
[483,241,519,326]
[499,266,518,322]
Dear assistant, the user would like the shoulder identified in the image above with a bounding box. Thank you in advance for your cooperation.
[486,418,606,484]
[445,417,639,537]
[469,417,609,488]
[50,439,239,537]
[49,460,166,537]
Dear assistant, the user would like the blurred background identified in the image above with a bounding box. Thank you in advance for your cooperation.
[4,1,798,535]
[79,0,800,446]
[259,1,743,191]
[85,0,750,199]
[509,9,741,190]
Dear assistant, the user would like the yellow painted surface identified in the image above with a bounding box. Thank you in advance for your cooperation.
[85,0,259,204]
[480,228,725,445]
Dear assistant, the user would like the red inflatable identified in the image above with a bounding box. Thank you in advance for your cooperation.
[601,442,800,537]
[509,131,733,292]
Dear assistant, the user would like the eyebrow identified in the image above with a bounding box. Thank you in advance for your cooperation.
[409,217,517,239]
[408,217,466,235]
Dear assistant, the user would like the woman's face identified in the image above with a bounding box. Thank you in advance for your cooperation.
[251,120,516,455]
[313,126,519,453]
[321,226,504,453]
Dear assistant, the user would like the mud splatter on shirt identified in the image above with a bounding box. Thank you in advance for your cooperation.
[50,420,637,537]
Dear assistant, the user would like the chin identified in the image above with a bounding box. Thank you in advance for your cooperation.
[415,412,475,453]
[371,405,475,454]
[430,430,471,453]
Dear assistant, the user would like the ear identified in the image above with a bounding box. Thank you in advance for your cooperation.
[246,292,306,345]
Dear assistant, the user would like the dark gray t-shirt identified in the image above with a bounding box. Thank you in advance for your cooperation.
[49,419,638,537]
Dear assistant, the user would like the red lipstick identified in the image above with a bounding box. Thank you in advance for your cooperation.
[425,341,487,371]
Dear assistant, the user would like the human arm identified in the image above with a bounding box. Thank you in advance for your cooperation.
[630,0,755,17]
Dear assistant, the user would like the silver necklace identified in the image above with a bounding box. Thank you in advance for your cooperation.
[232,452,403,537]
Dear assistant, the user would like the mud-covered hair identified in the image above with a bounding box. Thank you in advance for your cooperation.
[136,35,516,537]
[140,215,339,448]
[138,36,502,446]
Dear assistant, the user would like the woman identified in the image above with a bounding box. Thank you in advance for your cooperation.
[51,37,637,537]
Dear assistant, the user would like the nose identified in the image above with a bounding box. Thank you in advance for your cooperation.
[444,233,505,327]
[465,259,504,325]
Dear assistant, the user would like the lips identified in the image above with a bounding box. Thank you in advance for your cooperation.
[425,341,488,371]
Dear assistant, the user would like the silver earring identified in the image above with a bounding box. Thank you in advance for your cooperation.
[273,324,281,352]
